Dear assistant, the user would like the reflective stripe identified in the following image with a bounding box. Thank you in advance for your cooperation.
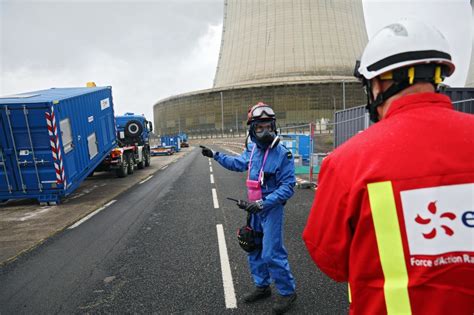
[348,283,352,303]
[367,181,411,315]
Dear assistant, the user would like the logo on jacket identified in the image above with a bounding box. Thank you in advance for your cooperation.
[401,183,474,255]
[415,201,456,239]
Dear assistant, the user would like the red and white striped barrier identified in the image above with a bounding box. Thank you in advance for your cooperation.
[45,107,67,189]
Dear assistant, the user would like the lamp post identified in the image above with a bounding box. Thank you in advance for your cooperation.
[220,92,224,138]
[235,108,239,137]
[342,80,346,110]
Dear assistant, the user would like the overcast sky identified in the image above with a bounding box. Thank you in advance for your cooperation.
[0,0,472,120]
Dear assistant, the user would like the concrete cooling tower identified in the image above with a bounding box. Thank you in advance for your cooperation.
[466,25,474,87]
[213,0,368,88]
[154,0,368,137]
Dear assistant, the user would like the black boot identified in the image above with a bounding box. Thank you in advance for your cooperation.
[243,286,272,303]
[272,293,297,314]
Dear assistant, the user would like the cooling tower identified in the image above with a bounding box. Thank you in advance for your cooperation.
[466,23,474,87]
[465,4,474,87]
[213,0,368,88]
[153,0,368,137]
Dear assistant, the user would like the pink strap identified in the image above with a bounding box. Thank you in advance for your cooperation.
[247,146,271,182]
[247,146,256,180]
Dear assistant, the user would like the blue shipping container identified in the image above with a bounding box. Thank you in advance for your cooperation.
[0,87,117,204]
[160,135,181,152]
[280,134,311,161]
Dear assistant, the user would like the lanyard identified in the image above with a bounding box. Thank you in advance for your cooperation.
[247,145,270,184]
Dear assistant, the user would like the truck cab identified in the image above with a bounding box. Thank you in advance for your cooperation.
[116,113,153,147]
[97,112,153,177]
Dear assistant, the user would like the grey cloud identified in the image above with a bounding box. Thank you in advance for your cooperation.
[1,1,223,72]
[0,0,224,119]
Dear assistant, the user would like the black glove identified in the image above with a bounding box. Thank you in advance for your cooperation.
[246,200,264,214]
[200,145,214,158]
[236,200,249,210]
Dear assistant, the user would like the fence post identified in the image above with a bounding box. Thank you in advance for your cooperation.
[309,122,315,184]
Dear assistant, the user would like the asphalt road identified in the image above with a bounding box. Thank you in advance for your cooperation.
[0,146,348,314]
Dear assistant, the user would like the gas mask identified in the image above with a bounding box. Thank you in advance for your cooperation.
[249,120,277,149]
[255,129,276,146]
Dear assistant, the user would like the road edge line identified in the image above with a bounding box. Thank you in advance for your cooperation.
[68,200,117,229]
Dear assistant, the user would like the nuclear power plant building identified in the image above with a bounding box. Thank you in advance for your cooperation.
[153,0,368,136]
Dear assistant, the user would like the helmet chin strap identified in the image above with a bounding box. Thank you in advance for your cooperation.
[367,80,409,122]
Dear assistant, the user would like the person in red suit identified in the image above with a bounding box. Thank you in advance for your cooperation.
[303,19,474,314]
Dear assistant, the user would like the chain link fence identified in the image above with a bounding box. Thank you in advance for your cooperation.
[180,96,473,186]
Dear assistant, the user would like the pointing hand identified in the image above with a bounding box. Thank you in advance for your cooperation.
[200,145,214,158]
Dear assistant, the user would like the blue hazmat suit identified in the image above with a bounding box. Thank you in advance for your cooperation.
[214,141,296,296]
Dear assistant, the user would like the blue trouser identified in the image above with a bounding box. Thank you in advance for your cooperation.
[248,204,296,296]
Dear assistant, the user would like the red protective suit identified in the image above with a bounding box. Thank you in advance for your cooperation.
[303,93,474,314]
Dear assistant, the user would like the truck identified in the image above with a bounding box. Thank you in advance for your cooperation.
[0,86,117,204]
[96,113,153,177]
[178,132,189,147]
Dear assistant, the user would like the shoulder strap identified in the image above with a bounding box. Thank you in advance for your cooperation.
[247,146,270,182]
[258,147,271,183]
[247,145,256,180]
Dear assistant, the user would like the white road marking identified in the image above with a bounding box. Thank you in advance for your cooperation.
[216,224,237,309]
[139,175,153,184]
[210,174,214,184]
[210,166,213,173]
[212,188,219,208]
[68,200,117,229]
[161,165,168,170]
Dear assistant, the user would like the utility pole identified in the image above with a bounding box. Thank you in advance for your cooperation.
[235,108,239,135]
[220,92,224,137]
[342,80,346,110]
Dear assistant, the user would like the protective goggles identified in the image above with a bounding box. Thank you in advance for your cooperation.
[254,122,274,133]
[249,105,275,120]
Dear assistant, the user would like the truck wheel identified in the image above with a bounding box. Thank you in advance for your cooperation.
[127,154,135,174]
[144,150,151,167]
[116,156,129,178]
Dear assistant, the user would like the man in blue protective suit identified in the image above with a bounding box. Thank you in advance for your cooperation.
[200,102,297,314]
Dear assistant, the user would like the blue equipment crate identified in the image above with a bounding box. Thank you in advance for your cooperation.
[280,134,311,161]
[0,87,117,203]
[160,135,181,152]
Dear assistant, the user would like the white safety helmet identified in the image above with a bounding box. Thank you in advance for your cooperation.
[357,19,455,80]
[354,19,455,122]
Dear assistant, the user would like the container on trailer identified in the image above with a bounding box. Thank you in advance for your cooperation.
[160,135,181,152]
[0,87,116,204]
[177,132,188,143]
